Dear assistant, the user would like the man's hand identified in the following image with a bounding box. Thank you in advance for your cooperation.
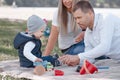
[59,55,80,66]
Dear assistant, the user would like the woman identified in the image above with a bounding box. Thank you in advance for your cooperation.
[43,0,85,56]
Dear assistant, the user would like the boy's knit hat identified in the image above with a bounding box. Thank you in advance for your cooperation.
[27,15,46,34]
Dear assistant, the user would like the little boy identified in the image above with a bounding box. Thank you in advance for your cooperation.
[13,15,59,68]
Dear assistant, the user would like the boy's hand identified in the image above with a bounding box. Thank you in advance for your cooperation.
[75,31,84,43]
[35,58,43,62]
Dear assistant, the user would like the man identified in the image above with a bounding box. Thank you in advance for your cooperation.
[59,1,120,66]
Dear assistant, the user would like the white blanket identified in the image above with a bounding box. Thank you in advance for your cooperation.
[0,59,120,80]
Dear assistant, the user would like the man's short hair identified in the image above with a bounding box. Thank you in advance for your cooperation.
[72,1,94,13]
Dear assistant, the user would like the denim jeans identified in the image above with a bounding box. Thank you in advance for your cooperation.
[62,40,85,55]
[61,40,109,59]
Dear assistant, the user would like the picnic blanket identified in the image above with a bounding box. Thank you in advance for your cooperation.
[0,59,120,80]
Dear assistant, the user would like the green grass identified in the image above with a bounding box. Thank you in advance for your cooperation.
[0,19,61,61]
[0,19,26,61]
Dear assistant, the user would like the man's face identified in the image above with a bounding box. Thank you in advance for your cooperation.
[73,9,91,30]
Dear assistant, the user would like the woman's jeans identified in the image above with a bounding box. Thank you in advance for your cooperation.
[61,40,109,60]
[61,40,85,55]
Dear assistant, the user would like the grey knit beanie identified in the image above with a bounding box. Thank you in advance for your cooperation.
[27,15,46,34]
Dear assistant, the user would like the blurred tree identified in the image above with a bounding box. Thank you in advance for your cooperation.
[4,0,13,5]
[0,0,1,6]
[15,0,58,7]
[90,0,120,8]
[2,0,120,8]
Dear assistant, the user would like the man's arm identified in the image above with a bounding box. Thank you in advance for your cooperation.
[59,55,80,66]
[78,16,114,62]
[84,28,93,52]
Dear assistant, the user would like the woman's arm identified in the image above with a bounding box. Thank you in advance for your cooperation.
[75,31,85,43]
[43,25,59,56]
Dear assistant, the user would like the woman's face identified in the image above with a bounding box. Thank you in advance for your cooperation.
[62,0,73,9]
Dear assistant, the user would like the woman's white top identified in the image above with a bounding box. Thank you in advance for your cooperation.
[52,9,82,49]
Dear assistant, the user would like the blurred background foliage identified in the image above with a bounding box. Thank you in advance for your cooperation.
[0,0,120,8]
[0,19,26,61]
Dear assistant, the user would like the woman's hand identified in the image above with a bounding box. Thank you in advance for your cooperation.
[75,31,85,43]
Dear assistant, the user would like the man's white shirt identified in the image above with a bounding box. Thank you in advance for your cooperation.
[78,13,120,64]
